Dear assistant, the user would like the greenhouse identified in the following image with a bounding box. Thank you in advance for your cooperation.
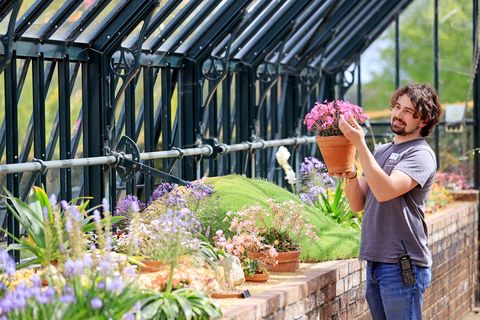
[0,0,479,319]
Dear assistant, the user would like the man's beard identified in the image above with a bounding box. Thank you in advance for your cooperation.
[391,118,419,136]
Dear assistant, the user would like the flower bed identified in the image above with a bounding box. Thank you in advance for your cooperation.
[218,194,478,319]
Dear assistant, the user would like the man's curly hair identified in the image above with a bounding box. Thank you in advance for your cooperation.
[390,83,442,137]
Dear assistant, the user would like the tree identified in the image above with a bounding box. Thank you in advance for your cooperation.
[361,0,474,114]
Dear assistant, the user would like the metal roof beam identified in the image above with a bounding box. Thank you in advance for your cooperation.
[180,0,250,60]
[0,38,89,61]
[63,0,111,44]
[228,0,282,56]
[235,0,311,65]
[321,0,412,73]
[0,0,15,21]
[289,0,364,71]
[13,0,54,39]
[322,0,385,58]
[37,0,83,43]
[147,1,199,53]
[90,0,158,53]
[281,0,336,57]
[143,0,182,42]
[160,0,219,54]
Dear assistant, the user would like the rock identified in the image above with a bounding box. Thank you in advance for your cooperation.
[221,254,245,287]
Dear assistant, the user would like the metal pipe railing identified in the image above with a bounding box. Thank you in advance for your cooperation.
[0,136,317,175]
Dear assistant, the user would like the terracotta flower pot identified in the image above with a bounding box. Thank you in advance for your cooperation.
[139,260,165,273]
[211,291,245,299]
[246,252,274,270]
[315,135,355,174]
[270,250,300,272]
[245,272,269,283]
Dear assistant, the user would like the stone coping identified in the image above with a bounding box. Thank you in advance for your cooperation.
[217,260,359,319]
[218,199,478,319]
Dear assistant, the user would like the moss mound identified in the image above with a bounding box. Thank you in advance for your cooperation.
[204,174,360,262]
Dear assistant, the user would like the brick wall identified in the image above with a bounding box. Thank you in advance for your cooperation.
[220,198,478,319]
[423,197,478,319]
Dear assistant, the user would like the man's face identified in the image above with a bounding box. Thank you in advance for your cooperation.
[390,94,425,136]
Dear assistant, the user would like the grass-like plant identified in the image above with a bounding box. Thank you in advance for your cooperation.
[2,186,123,268]
[316,182,362,230]
[141,288,222,320]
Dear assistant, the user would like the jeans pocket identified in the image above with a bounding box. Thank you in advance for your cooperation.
[415,266,432,293]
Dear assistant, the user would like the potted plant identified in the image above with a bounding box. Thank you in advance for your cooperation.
[213,230,277,282]
[226,201,317,272]
[304,100,368,174]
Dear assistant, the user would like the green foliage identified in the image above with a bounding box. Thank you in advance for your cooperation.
[315,183,362,231]
[361,0,473,112]
[2,187,123,268]
[141,288,222,320]
[205,175,360,262]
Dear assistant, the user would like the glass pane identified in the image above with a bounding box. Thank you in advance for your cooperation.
[143,0,190,50]
[76,0,125,44]
[157,1,211,53]
[122,5,161,48]
[176,0,229,54]
[50,0,100,41]
[23,2,65,38]
[0,11,12,35]
[438,0,472,105]
[360,25,395,121]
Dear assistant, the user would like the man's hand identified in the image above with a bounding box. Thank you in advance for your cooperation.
[338,115,365,147]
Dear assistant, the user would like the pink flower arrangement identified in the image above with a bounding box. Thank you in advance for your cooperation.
[304,100,368,136]
[435,172,471,191]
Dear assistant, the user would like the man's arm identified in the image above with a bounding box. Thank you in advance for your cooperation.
[345,175,368,212]
[339,115,418,203]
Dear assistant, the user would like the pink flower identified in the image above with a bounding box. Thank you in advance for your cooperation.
[303,100,368,136]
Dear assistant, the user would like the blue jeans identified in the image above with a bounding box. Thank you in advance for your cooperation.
[366,261,431,320]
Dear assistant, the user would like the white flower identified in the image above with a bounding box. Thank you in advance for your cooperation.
[285,169,297,185]
[275,146,290,167]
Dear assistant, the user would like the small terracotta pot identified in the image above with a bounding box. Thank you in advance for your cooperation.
[245,272,269,283]
[246,252,274,270]
[315,135,355,174]
[139,260,165,273]
[211,291,245,299]
[270,250,300,272]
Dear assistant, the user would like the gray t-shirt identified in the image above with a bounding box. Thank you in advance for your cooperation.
[359,138,436,267]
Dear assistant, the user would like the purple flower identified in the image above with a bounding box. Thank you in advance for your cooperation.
[114,195,145,216]
[102,198,110,212]
[30,274,42,287]
[65,218,73,232]
[0,250,16,274]
[49,194,57,208]
[186,179,215,201]
[60,286,76,303]
[149,182,174,204]
[72,206,83,221]
[42,206,49,220]
[83,254,94,269]
[93,210,101,224]
[36,287,55,304]
[106,278,124,293]
[98,259,113,275]
[165,190,187,208]
[61,200,69,211]
[90,297,103,309]
[64,259,84,278]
